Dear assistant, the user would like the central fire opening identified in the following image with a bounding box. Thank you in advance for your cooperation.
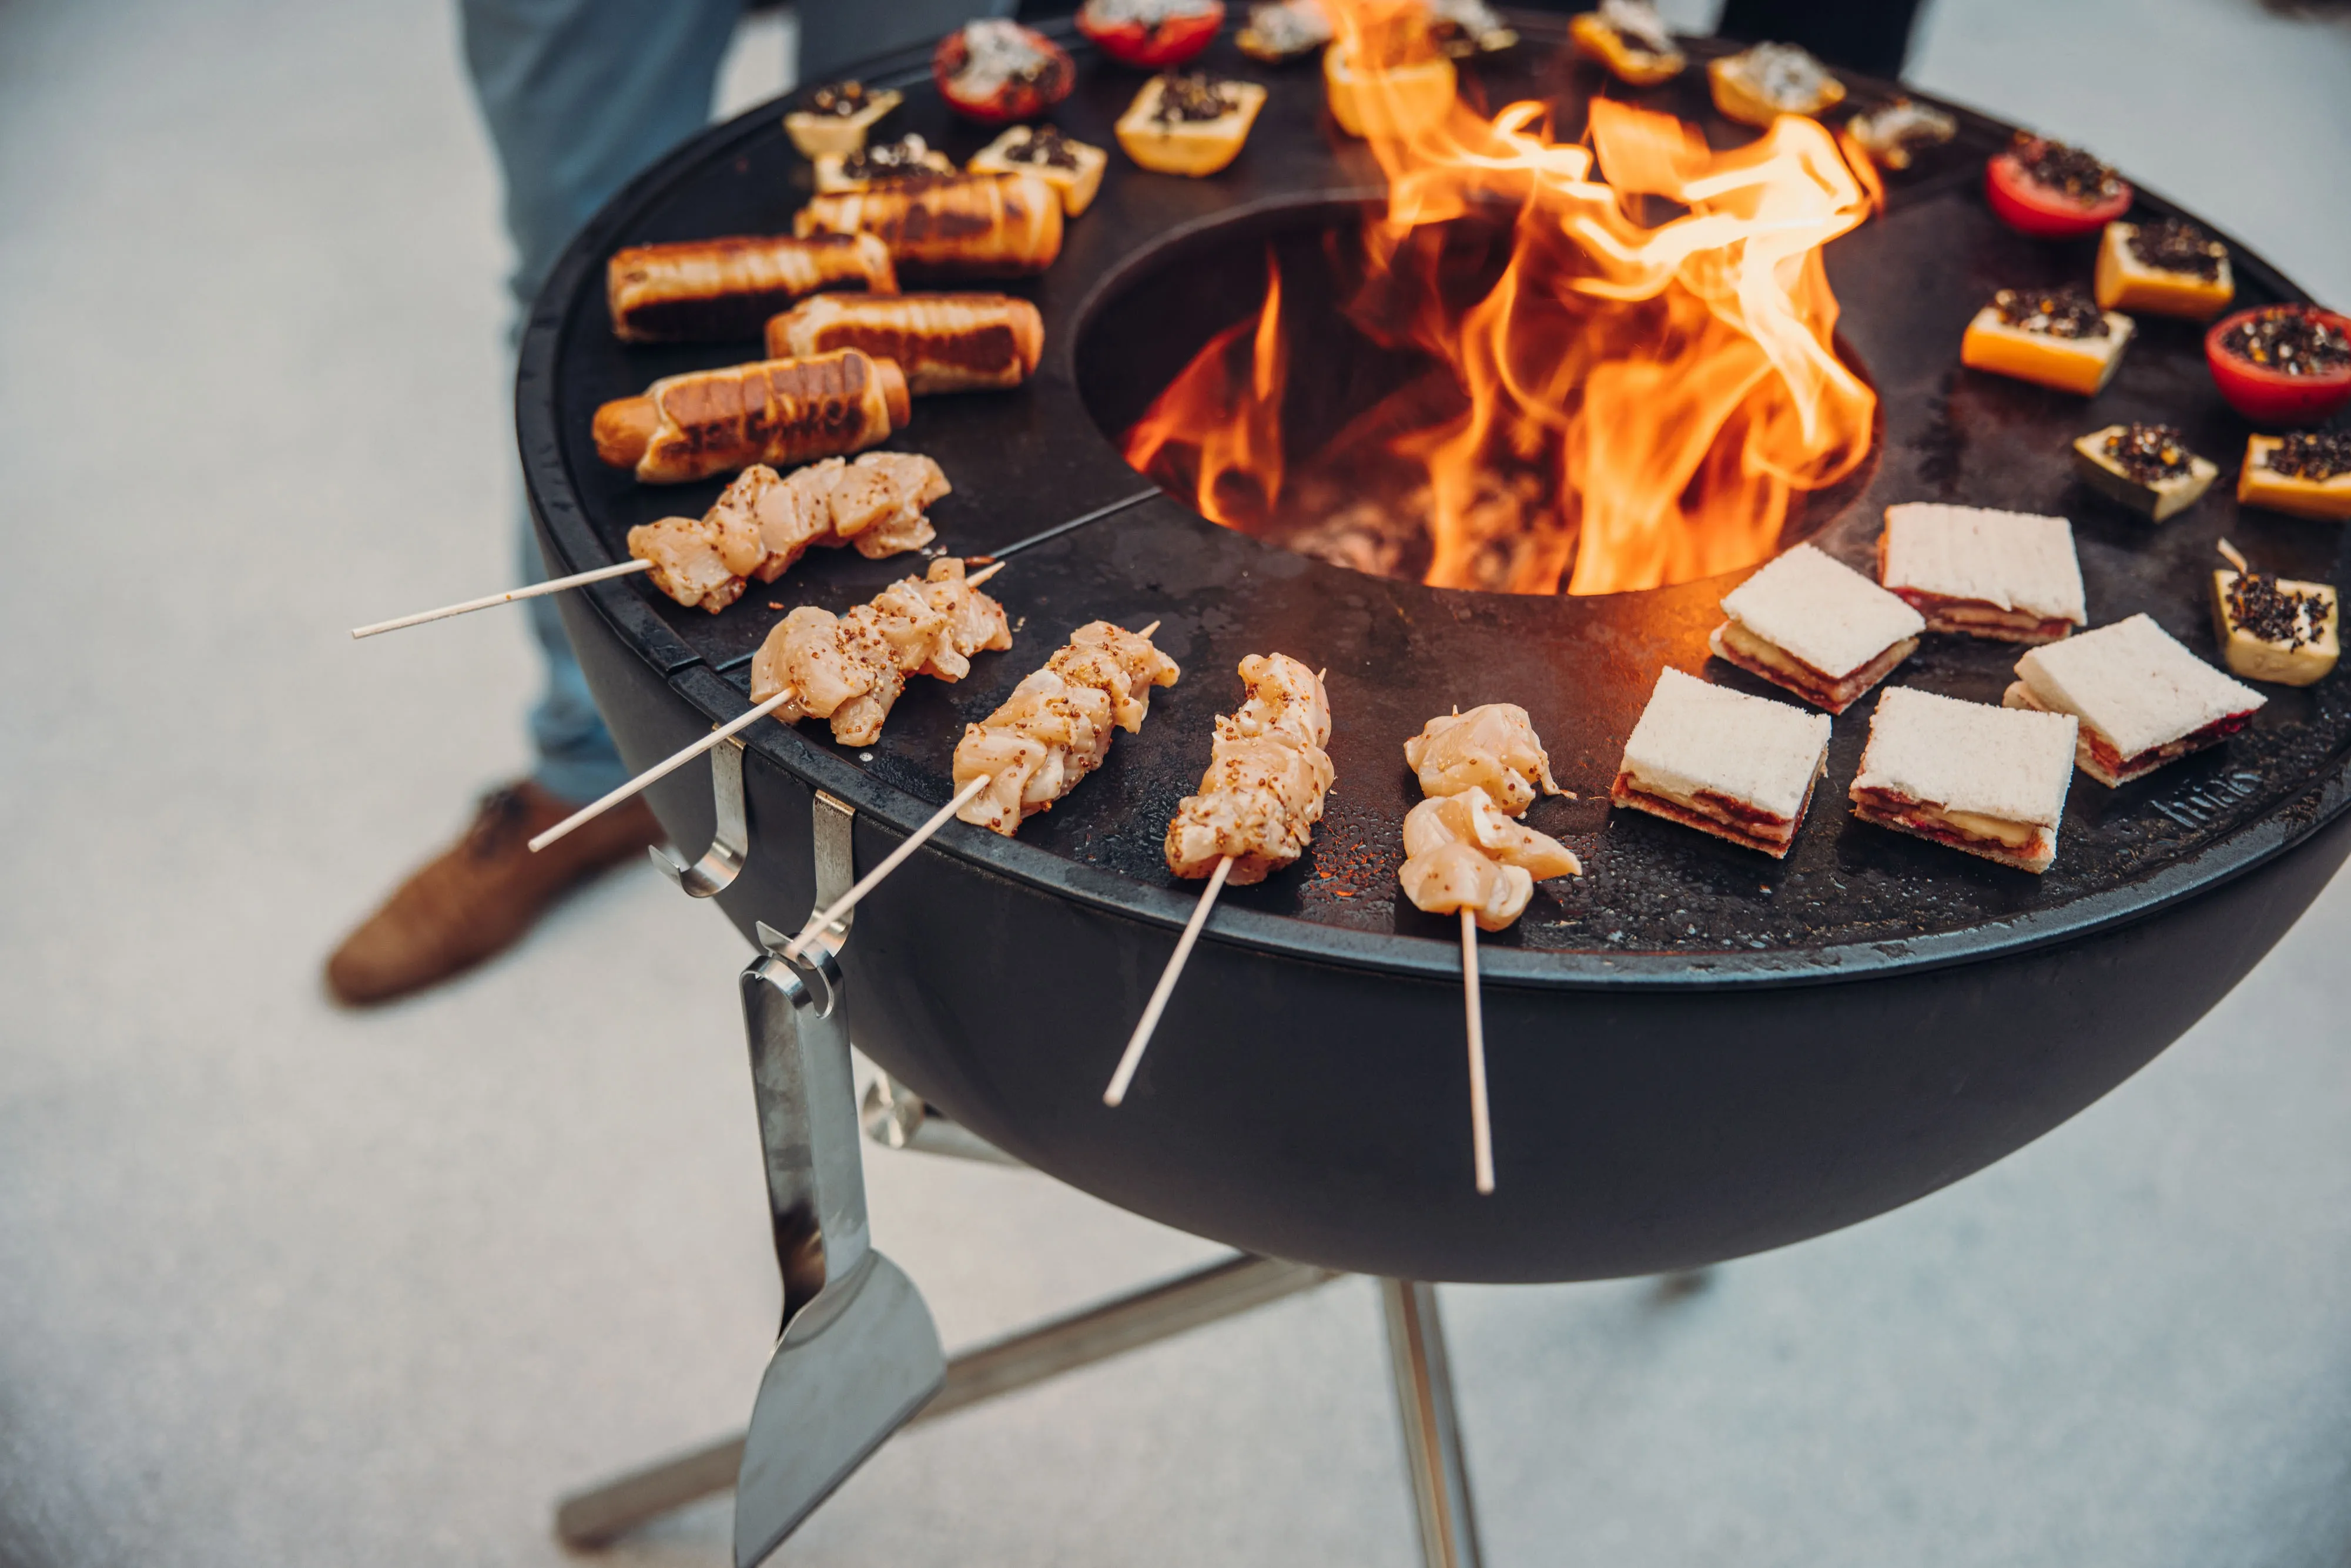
[1077,100,1884,596]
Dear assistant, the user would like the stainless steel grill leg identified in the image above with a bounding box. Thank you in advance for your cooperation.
[1380,1279,1485,1568]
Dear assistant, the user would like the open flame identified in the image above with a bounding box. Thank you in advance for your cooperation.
[1122,2,1880,594]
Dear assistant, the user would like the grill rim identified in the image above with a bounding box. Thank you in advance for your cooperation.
[517,15,2351,993]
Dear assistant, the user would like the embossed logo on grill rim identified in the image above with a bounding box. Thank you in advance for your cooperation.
[2151,770,2262,829]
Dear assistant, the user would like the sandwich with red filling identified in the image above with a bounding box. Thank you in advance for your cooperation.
[1878,503,2087,645]
[1709,543,1925,713]
[1850,686,2078,873]
[1609,668,1831,859]
[2002,613,2265,787]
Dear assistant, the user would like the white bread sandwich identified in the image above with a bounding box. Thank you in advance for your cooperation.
[1609,667,1831,858]
[1879,502,2087,645]
[1709,543,1925,713]
[2002,612,2265,787]
[1849,687,2078,873]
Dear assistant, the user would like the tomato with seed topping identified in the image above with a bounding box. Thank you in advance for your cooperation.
[932,22,1077,125]
[1985,138,2133,239]
[2206,305,2351,426]
[1078,1,1224,68]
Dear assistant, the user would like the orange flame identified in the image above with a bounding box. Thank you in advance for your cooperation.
[1123,4,1880,595]
[1123,247,1291,531]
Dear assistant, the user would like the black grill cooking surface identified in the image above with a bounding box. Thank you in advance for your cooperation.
[525,19,2351,982]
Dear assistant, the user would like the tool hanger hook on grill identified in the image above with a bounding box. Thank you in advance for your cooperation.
[654,734,751,898]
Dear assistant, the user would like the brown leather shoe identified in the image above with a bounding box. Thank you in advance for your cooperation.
[325,781,663,1006]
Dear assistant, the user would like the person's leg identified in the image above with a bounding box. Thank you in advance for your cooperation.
[324,0,738,1005]
[517,520,628,802]
[465,0,743,804]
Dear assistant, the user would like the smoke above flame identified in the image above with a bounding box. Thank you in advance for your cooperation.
[1123,6,1880,595]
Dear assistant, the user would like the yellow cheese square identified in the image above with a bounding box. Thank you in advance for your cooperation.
[2238,435,2351,521]
[969,128,1108,216]
[2093,223,2233,320]
[1961,306,2134,396]
[1116,76,1268,177]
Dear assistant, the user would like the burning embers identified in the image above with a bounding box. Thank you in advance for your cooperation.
[1122,20,1879,595]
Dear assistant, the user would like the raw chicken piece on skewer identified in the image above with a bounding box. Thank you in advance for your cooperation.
[528,558,1009,853]
[774,616,1181,961]
[1402,700,1567,815]
[1105,655,1334,1107]
[350,451,949,636]
[953,622,1184,836]
[749,555,1012,746]
[630,451,950,612]
[1395,703,1582,1194]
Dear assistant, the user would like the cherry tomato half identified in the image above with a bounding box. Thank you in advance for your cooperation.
[932,24,1077,125]
[2205,305,2351,427]
[1985,149,2133,240]
[1078,1,1225,69]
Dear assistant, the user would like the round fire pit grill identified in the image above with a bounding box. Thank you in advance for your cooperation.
[521,15,2351,1285]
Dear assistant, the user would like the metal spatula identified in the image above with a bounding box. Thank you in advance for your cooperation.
[728,894,945,1568]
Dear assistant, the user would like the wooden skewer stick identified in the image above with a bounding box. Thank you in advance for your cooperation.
[781,773,994,961]
[353,482,1143,642]
[358,556,1003,645]
[528,688,796,855]
[527,559,1010,855]
[1104,855,1233,1107]
[1462,907,1494,1195]
[350,558,652,639]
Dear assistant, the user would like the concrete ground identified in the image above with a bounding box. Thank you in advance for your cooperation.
[2,1,2348,1565]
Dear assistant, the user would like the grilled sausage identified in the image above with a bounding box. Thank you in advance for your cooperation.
[605,233,897,343]
[763,292,1044,394]
[793,172,1063,278]
[592,350,912,484]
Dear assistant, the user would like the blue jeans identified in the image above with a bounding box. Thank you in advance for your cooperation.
[460,0,1009,803]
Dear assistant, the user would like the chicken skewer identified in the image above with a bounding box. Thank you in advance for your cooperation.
[776,615,1180,957]
[1396,704,1582,1193]
[952,621,1182,836]
[1104,655,1333,1107]
[353,476,1158,640]
[351,452,953,638]
[349,558,657,639]
[527,558,1009,853]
